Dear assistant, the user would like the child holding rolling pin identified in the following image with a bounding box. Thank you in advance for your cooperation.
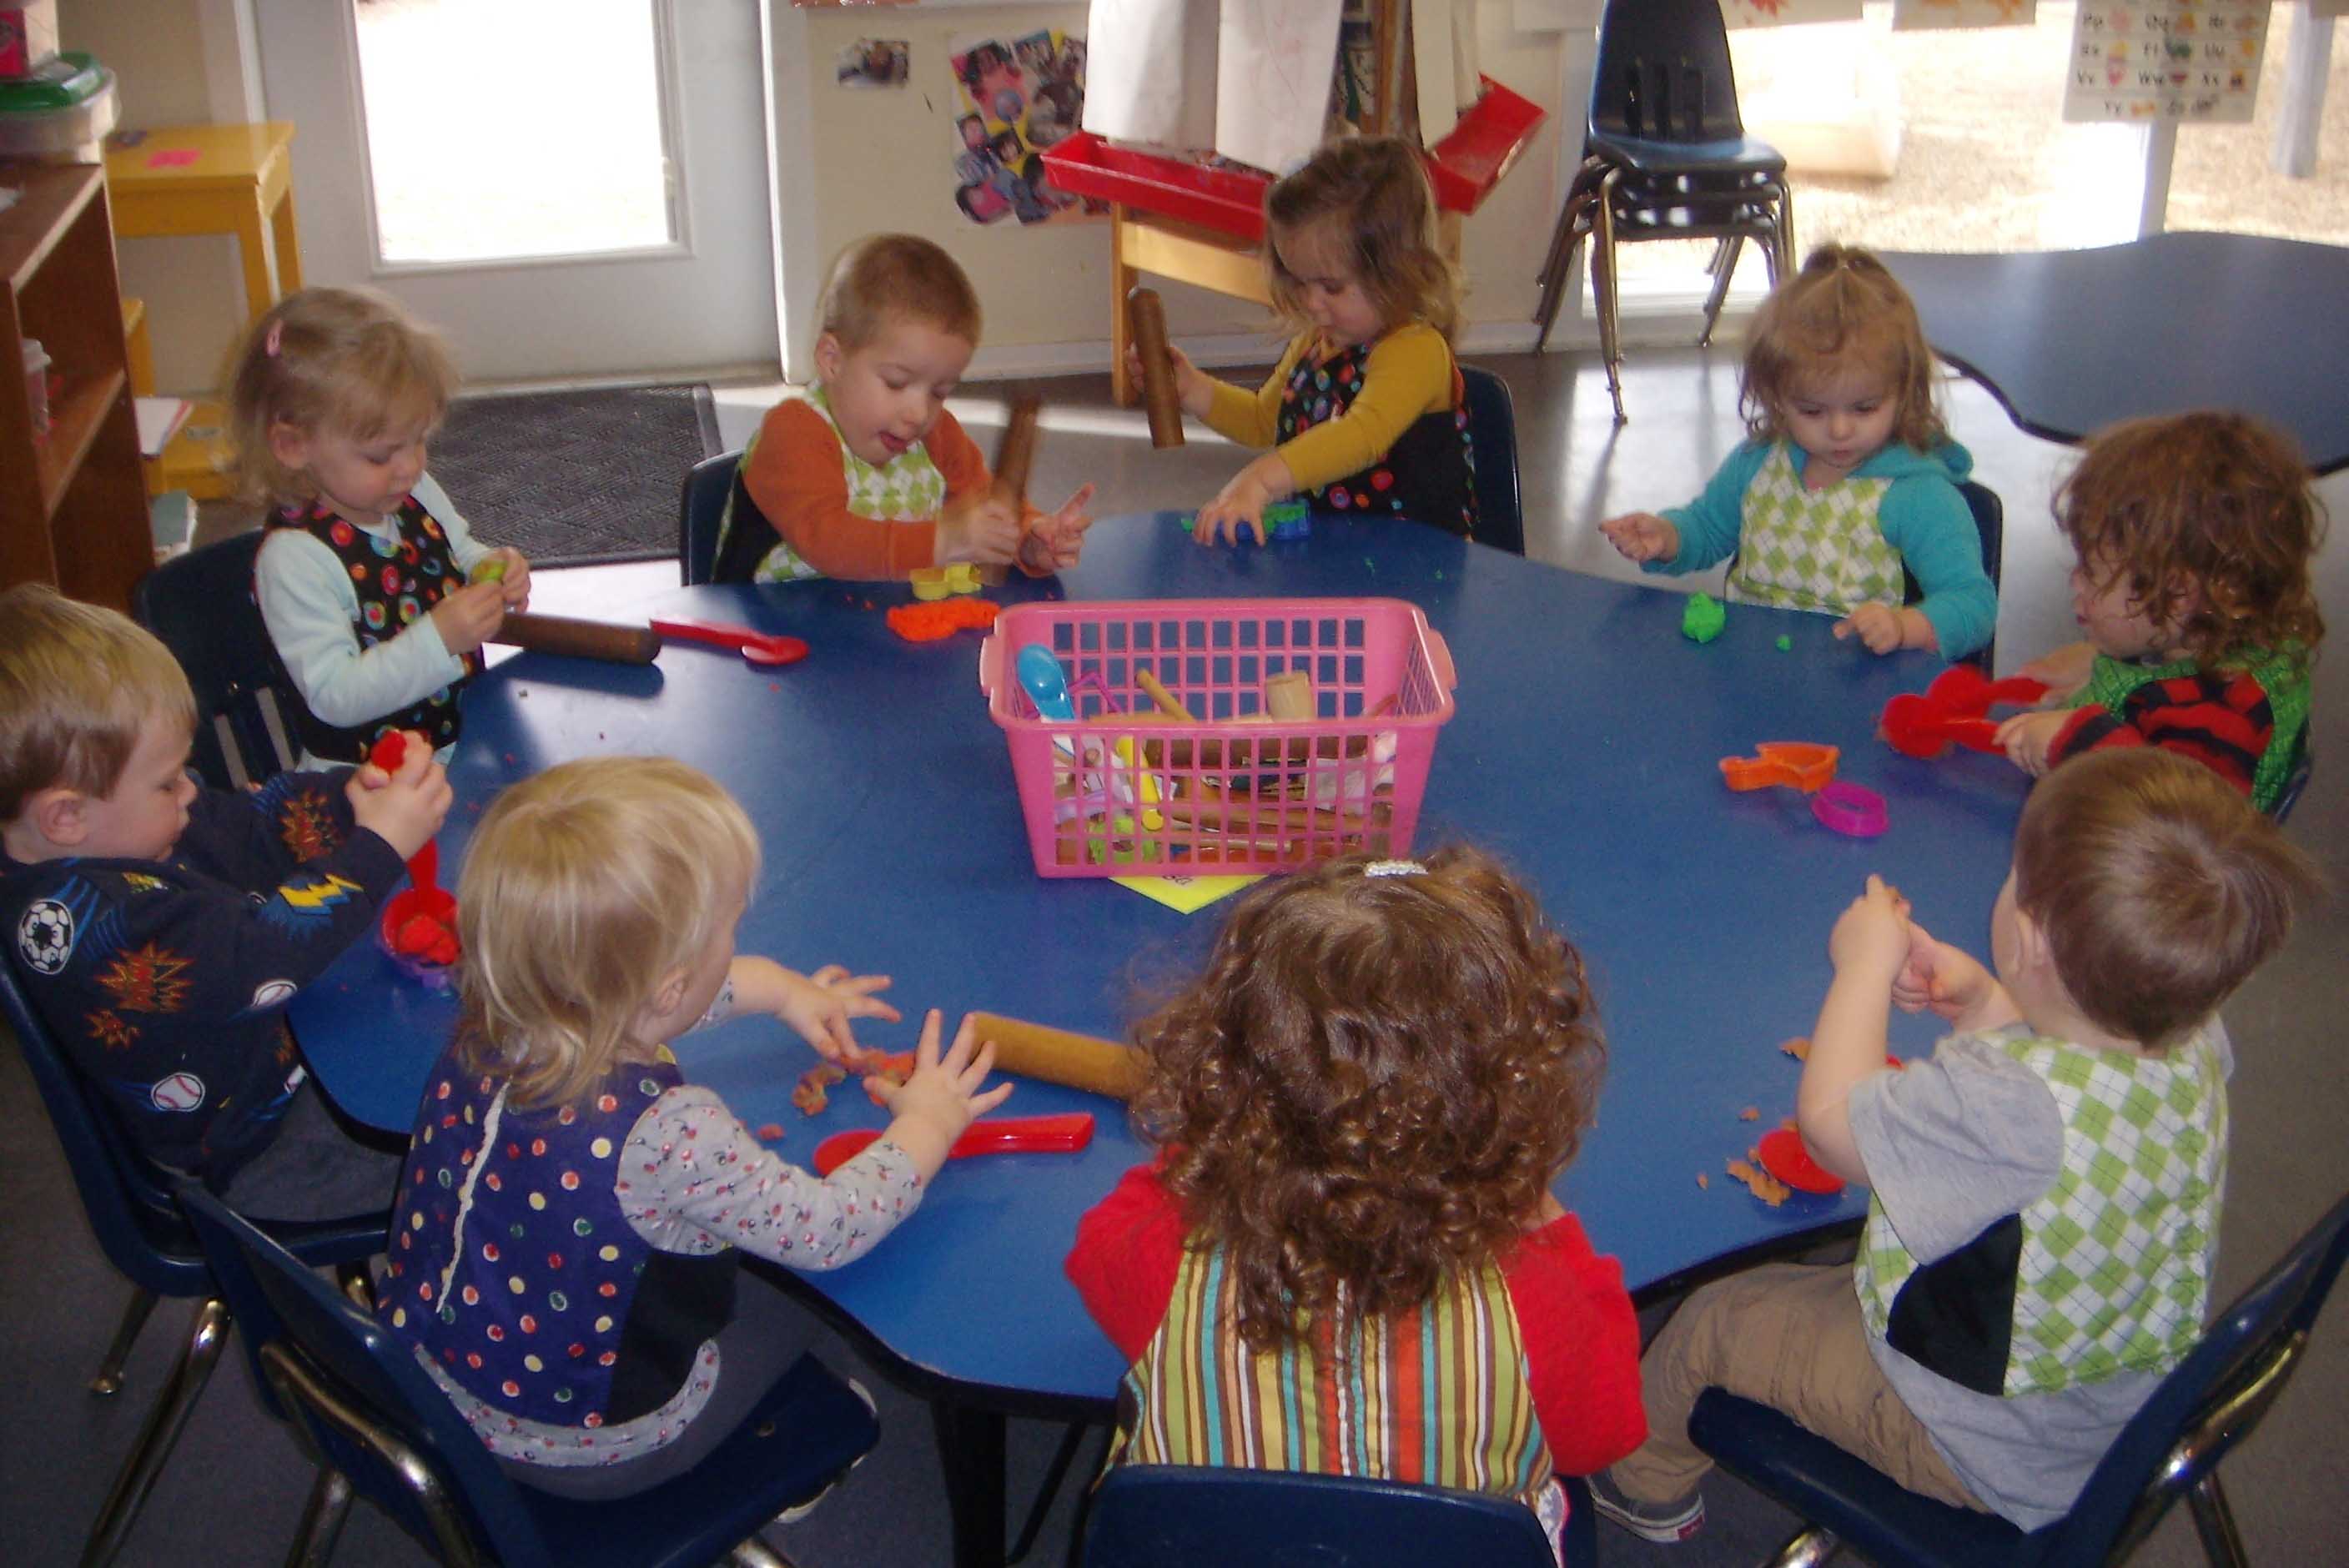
[229,287,534,768]
[379,756,1007,1498]
[713,234,1097,584]
[1066,847,1644,1555]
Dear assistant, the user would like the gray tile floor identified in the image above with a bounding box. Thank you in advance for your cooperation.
[4,347,2342,1566]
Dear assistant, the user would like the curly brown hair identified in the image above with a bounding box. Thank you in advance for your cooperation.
[2054,412,2326,670]
[1741,244,1944,454]
[1265,135,1461,344]
[1129,846,1605,1351]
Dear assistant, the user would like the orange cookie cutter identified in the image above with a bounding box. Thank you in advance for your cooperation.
[1718,741,1839,794]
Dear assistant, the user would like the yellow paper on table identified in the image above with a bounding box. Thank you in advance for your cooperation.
[1112,872,1263,914]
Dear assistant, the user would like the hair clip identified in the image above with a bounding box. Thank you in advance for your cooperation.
[264,320,283,358]
[1363,859,1426,878]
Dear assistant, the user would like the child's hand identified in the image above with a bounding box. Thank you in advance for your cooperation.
[1599,512,1679,565]
[475,548,532,611]
[1893,922,1998,1023]
[1832,602,1929,655]
[1124,340,1208,416]
[346,730,451,860]
[1995,709,2073,776]
[1029,484,1097,571]
[1195,473,1274,547]
[873,1009,1015,1179]
[1828,874,1913,985]
[776,963,902,1062]
[2018,640,2097,700]
[938,491,1024,565]
[429,579,509,656]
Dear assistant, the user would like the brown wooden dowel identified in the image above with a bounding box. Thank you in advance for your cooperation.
[493,612,660,665]
[966,1012,1143,1101]
[1128,287,1185,449]
[993,394,1041,508]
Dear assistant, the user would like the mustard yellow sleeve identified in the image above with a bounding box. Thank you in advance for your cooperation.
[1201,337,1311,449]
[1270,324,1456,493]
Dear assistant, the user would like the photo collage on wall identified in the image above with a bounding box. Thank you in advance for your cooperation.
[948,29,1106,226]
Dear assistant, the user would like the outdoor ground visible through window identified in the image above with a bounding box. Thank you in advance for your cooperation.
[355,0,673,266]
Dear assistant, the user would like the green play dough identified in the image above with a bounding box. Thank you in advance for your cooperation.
[1682,591,1725,644]
[469,557,508,585]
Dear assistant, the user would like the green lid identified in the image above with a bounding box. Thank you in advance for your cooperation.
[0,53,105,114]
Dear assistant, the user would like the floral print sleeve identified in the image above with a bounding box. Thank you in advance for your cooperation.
[616,1086,923,1270]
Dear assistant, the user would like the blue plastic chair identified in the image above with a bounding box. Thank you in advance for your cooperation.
[133,530,302,789]
[682,450,767,586]
[1081,1465,1594,1566]
[2,962,386,1566]
[1688,1189,2349,1568]
[1532,0,1794,420]
[1904,477,2004,671]
[178,1180,882,1567]
[1460,365,1526,557]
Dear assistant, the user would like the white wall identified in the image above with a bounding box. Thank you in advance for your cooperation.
[778,2,1584,379]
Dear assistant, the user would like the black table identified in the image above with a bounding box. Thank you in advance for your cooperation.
[1883,233,2349,474]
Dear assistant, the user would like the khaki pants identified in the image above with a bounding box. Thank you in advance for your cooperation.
[1608,1263,1985,1511]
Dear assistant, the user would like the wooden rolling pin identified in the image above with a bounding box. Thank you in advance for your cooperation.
[968,1012,1144,1101]
[492,612,661,665]
[994,393,1057,575]
[1128,287,1185,449]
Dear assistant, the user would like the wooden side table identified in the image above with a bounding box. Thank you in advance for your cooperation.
[104,122,302,327]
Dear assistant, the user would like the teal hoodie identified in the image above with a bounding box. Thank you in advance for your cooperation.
[1652,437,1998,661]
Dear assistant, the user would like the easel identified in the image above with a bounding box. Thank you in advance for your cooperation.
[1104,0,1469,406]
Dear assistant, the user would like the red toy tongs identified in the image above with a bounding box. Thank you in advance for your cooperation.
[1879,666,2050,759]
[812,1112,1095,1177]
[368,732,459,966]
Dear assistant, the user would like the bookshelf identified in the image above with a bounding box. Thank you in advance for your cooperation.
[0,159,148,611]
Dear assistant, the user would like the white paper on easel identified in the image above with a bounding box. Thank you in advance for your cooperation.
[1213,0,1345,173]
[1512,0,1601,29]
[1083,0,1220,148]
[1412,0,1461,141]
[1451,0,1483,111]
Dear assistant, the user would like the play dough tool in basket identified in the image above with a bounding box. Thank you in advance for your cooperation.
[982,600,1457,877]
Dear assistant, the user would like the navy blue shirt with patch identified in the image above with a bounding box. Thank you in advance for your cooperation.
[3,772,406,1184]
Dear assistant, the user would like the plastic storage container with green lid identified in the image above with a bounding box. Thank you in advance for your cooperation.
[0,53,118,159]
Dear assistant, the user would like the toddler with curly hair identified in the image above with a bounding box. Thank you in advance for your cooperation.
[1065,847,1643,1555]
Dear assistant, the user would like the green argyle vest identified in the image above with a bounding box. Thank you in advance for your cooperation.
[1726,441,1906,616]
[1855,1023,2226,1398]
[2076,646,2311,814]
[728,385,948,584]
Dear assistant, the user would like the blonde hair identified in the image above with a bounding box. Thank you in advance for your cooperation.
[0,585,195,822]
[819,234,983,353]
[225,287,460,507]
[1741,244,1944,454]
[1265,136,1460,344]
[454,757,761,1109]
[2014,749,2320,1049]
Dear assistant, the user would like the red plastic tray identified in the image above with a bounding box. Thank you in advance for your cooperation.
[1041,77,1547,238]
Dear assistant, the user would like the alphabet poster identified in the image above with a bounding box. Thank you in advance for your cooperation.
[1892,0,2036,28]
[949,31,1105,225]
[1718,0,1864,27]
[2062,1,2270,123]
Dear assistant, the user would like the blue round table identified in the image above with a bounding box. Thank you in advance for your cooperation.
[292,512,2029,1565]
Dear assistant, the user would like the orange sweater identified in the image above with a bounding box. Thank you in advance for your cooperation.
[737,397,996,580]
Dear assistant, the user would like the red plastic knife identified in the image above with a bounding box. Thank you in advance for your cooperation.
[812,1112,1094,1177]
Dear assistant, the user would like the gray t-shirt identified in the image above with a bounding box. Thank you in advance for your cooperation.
[1845,1023,2230,1530]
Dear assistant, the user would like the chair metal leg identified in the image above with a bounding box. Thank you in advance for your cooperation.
[88,1285,160,1395]
[1592,173,1627,424]
[1006,1420,1100,1565]
[80,1296,230,1568]
[1699,236,1746,346]
[2187,1475,2250,1568]
[284,1468,353,1568]
[730,1537,792,1568]
[1764,1525,1843,1567]
[1773,180,1798,279]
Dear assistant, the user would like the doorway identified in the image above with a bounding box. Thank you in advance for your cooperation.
[252,0,777,382]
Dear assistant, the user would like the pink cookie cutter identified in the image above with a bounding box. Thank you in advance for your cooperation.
[1810,781,1889,837]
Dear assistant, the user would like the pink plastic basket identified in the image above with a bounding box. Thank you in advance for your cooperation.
[981,599,1458,878]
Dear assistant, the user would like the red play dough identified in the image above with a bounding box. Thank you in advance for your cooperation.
[1755,1127,1845,1195]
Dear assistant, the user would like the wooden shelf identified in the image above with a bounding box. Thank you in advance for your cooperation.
[0,158,150,611]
